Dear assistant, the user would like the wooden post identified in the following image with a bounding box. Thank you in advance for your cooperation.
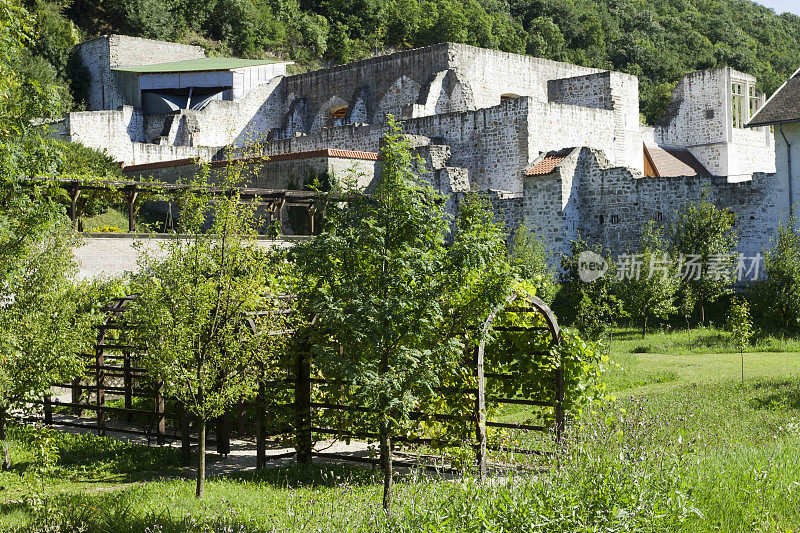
[257,364,266,469]
[277,196,286,237]
[555,359,565,443]
[96,345,105,437]
[44,395,52,425]
[295,344,312,464]
[180,403,191,465]
[69,185,80,227]
[155,380,165,446]
[71,377,83,416]
[123,349,132,421]
[308,203,317,235]
[474,344,487,482]
[125,187,139,233]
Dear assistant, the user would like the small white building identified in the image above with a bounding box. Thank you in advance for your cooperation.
[747,66,800,220]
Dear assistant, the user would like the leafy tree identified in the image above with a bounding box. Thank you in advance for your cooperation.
[726,296,753,383]
[758,219,800,333]
[0,218,94,470]
[670,193,737,325]
[130,167,287,498]
[555,238,624,341]
[293,117,512,511]
[619,221,678,337]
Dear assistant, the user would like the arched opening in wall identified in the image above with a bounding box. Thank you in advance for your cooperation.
[501,93,521,104]
[327,105,348,127]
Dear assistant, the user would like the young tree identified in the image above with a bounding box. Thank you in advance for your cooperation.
[0,218,94,469]
[131,168,285,498]
[293,117,512,512]
[555,238,624,341]
[618,221,678,337]
[759,219,800,332]
[726,296,753,383]
[671,193,738,324]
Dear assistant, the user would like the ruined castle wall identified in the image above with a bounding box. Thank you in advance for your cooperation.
[122,154,377,190]
[522,148,583,256]
[446,44,602,108]
[280,43,622,138]
[572,148,783,257]
[63,107,145,160]
[108,35,204,68]
[654,67,774,176]
[282,44,453,133]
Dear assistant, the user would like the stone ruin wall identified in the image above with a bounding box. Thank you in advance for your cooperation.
[526,148,787,259]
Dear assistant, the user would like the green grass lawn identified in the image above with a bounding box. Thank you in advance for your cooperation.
[4,328,800,532]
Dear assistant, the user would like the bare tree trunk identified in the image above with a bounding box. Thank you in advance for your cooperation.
[0,409,9,471]
[700,301,706,325]
[642,316,647,338]
[379,415,392,512]
[196,419,206,498]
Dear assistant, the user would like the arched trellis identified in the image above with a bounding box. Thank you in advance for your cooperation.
[289,289,566,478]
[474,290,563,480]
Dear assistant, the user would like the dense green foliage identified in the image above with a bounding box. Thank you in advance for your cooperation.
[670,192,738,324]
[7,0,800,123]
[756,219,800,333]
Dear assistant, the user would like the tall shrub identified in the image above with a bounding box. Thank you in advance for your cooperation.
[670,193,737,324]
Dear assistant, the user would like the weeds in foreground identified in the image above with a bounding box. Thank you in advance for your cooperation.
[4,379,800,532]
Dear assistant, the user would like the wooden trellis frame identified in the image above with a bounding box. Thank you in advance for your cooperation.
[30,291,564,478]
[280,290,564,478]
[21,176,353,235]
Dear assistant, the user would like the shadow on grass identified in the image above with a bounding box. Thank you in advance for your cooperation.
[749,380,800,411]
[226,461,381,488]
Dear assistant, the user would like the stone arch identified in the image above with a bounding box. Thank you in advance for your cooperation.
[310,95,349,132]
[374,75,422,124]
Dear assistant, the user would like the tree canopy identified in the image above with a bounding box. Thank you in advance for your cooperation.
[9,0,797,124]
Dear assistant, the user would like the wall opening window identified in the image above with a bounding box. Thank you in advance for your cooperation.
[610,214,620,224]
[749,85,762,120]
[732,82,745,128]
[327,105,348,127]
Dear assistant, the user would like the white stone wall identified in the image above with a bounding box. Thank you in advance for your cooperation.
[73,234,292,279]
[773,121,800,219]
[447,43,603,108]
[541,148,785,258]
[655,67,774,176]
[77,35,205,112]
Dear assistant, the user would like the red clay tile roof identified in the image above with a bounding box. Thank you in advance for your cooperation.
[123,148,379,173]
[525,151,569,176]
[644,146,709,177]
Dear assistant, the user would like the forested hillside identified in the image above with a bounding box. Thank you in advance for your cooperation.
[11,0,800,124]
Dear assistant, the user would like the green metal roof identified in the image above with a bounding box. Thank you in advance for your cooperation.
[113,57,283,73]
